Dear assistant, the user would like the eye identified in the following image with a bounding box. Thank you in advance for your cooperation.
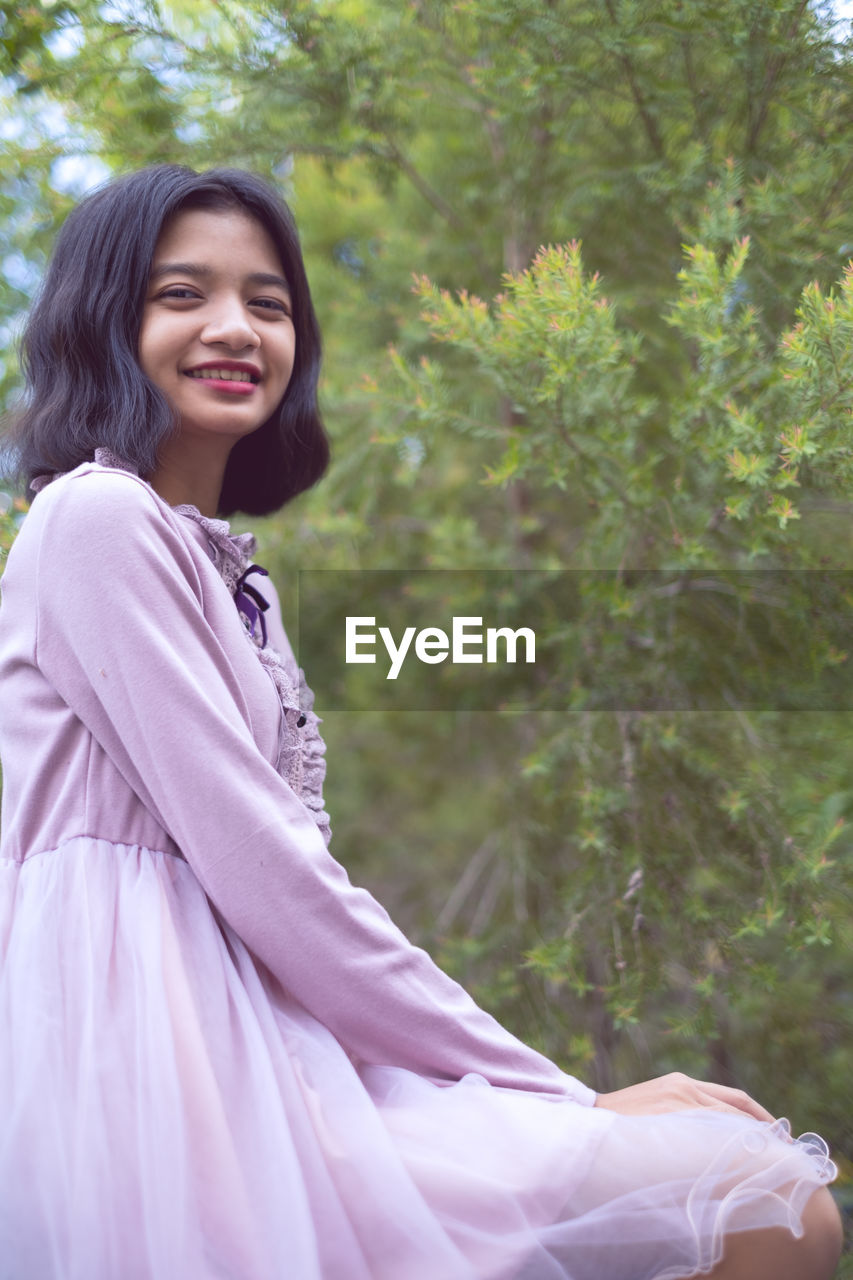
[157,286,201,301]
[250,297,291,316]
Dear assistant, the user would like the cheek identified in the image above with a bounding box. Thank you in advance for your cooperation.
[282,332,298,383]
[136,319,162,382]
[137,316,180,384]
[269,336,296,397]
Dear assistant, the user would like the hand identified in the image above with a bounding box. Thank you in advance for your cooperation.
[593,1072,776,1123]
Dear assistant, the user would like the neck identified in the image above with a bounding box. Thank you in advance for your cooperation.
[150,436,233,517]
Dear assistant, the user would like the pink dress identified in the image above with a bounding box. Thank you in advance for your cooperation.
[0,455,835,1279]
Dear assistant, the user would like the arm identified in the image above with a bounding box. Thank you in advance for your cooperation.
[33,470,594,1101]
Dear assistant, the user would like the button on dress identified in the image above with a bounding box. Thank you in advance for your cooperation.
[0,457,835,1279]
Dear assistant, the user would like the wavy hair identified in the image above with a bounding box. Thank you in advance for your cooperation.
[10,165,329,516]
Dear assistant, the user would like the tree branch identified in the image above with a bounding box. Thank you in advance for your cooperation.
[602,0,665,159]
[377,137,493,278]
[745,0,810,155]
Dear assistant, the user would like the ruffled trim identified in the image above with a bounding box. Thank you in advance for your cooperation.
[785,1124,837,1186]
[172,504,257,595]
[673,1117,838,1279]
[295,675,332,847]
[35,449,332,846]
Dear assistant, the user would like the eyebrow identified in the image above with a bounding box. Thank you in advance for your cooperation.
[150,262,291,293]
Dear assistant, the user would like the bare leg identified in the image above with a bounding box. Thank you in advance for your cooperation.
[685,1187,843,1280]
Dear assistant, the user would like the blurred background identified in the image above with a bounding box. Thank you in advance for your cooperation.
[3,0,853,1262]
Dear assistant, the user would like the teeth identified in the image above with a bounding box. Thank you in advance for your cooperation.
[188,368,256,382]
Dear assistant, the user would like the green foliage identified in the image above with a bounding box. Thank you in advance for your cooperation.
[0,496,24,564]
[367,229,853,990]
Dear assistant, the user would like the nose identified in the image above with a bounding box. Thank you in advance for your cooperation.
[200,294,260,351]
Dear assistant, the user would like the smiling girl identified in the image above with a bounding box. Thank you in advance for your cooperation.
[140,206,297,513]
[0,165,841,1280]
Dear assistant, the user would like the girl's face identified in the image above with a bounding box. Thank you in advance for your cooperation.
[138,207,295,447]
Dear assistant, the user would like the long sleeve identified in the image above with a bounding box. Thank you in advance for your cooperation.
[33,468,595,1103]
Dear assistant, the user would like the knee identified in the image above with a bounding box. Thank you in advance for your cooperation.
[710,1186,843,1280]
[800,1186,843,1280]
[760,1186,842,1280]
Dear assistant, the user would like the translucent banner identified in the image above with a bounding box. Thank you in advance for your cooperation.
[293,570,853,711]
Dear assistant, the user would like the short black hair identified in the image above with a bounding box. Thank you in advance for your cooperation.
[10,164,329,516]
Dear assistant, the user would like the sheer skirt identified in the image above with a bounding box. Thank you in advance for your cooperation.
[0,838,836,1280]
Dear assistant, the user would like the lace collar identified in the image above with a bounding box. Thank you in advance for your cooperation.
[172,504,257,595]
[32,446,137,494]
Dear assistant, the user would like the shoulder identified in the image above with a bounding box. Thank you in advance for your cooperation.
[32,463,166,533]
[24,464,200,590]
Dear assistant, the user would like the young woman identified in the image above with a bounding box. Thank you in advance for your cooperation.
[0,164,841,1280]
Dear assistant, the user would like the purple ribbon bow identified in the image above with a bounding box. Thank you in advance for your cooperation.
[235,564,270,648]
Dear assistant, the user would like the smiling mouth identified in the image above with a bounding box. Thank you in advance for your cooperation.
[185,368,260,384]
